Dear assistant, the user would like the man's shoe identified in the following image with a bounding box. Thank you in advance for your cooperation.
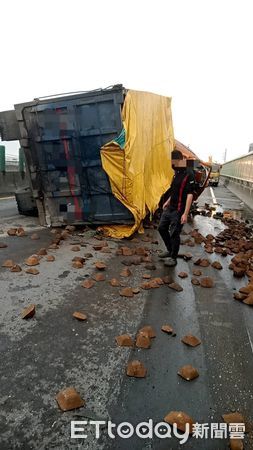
[158,251,171,259]
[164,257,177,267]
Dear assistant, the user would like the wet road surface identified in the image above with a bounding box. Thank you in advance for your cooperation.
[0,184,253,449]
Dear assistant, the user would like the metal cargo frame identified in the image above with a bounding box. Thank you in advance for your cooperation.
[5,85,134,226]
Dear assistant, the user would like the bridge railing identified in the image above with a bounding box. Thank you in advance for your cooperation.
[221,152,253,182]
[220,152,253,210]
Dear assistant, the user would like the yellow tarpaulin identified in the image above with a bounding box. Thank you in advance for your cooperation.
[100,90,174,238]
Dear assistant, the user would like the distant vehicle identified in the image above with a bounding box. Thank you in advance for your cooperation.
[209,163,222,186]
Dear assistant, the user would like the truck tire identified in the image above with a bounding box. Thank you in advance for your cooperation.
[15,187,38,216]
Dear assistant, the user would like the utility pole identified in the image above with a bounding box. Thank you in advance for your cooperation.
[223,148,227,163]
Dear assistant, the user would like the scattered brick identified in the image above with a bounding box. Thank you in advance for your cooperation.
[72,261,84,269]
[93,273,105,282]
[72,256,85,263]
[178,365,199,381]
[126,360,147,378]
[211,261,223,270]
[17,229,26,237]
[139,326,156,338]
[178,272,188,278]
[71,245,80,252]
[120,268,132,277]
[161,325,173,334]
[56,387,85,411]
[162,275,174,284]
[200,277,214,288]
[149,279,160,289]
[233,292,247,301]
[164,411,194,433]
[0,242,8,248]
[181,335,201,347]
[51,229,60,235]
[84,253,93,258]
[132,288,140,294]
[142,274,151,279]
[136,333,151,349]
[10,264,22,272]
[239,285,253,294]
[194,233,205,244]
[96,240,108,247]
[100,247,111,253]
[7,228,17,236]
[2,259,15,268]
[65,225,76,232]
[25,256,40,266]
[48,243,59,249]
[222,412,245,424]
[119,287,134,297]
[110,278,121,287]
[25,268,39,275]
[191,277,200,286]
[61,230,70,240]
[151,277,164,285]
[142,256,153,263]
[115,334,134,347]
[229,439,244,450]
[199,258,210,267]
[95,261,107,270]
[140,281,153,290]
[81,279,95,289]
[22,304,36,319]
[51,238,61,246]
[243,292,253,305]
[233,267,246,278]
[73,312,87,321]
[92,244,103,251]
[38,248,47,256]
[46,255,55,262]
[135,247,147,256]
[121,246,134,256]
[205,246,214,254]
[183,253,193,261]
[192,269,202,276]
[214,247,223,254]
[131,256,143,265]
[193,258,202,266]
[168,282,183,292]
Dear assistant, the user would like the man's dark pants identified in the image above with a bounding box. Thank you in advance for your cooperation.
[158,207,183,259]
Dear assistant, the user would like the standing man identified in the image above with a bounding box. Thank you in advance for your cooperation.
[158,150,195,267]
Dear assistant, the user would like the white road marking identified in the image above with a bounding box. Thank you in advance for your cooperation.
[246,328,253,355]
[210,187,217,204]
[0,196,15,201]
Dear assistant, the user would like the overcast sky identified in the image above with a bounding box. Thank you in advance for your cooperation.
[1,0,252,163]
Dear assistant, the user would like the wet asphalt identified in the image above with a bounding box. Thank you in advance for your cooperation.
[0,184,253,450]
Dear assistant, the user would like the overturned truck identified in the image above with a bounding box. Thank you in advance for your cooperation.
[0,85,209,237]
